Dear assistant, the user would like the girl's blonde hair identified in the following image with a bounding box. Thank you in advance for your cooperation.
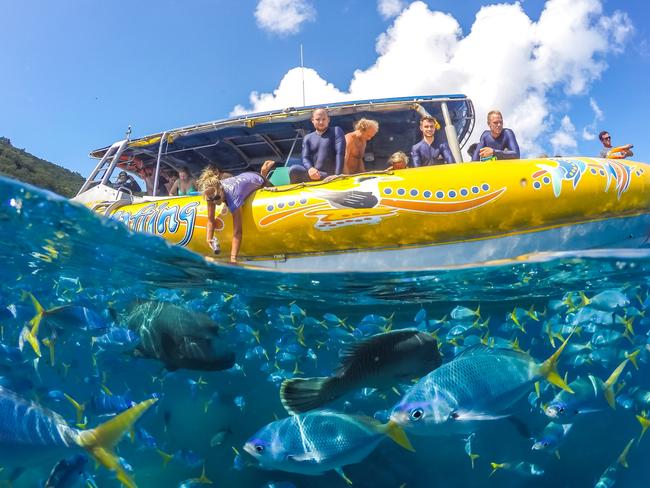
[388,151,409,166]
[354,118,379,133]
[197,166,223,197]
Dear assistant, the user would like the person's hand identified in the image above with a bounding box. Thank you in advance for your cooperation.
[479,147,494,158]
[623,144,634,150]
[307,167,322,180]
[322,175,337,183]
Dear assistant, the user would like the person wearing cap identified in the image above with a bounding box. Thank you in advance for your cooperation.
[115,171,142,192]
[411,116,454,167]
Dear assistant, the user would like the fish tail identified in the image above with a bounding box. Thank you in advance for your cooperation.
[279,377,337,415]
[617,438,635,468]
[603,359,628,409]
[489,462,505,477]
[64,393,87,427]
[636,414,650,443]
[578,291,591,307]
[469,453,480,469]
[625,349,640,370]
[76,398,157,488]
[381,420,415,452]
[538,330,574,393]
[20,293,46,357]
[157,449,174,466]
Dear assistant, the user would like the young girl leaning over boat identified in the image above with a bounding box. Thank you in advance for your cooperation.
[197,160,275,263]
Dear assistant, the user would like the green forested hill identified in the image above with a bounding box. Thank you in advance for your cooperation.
[0,137,85,198]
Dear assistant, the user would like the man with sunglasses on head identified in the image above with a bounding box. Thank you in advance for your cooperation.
[599,131,634,159]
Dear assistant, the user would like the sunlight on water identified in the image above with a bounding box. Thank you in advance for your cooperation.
[1,175,649,487]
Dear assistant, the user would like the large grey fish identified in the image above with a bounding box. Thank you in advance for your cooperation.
[0,386,155,487]
[280,328,441,415]
[390,335,573,436]
[126,301,235,371]
[243,409,413,482]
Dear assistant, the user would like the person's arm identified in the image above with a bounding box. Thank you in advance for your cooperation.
[206,203,216,244]
[343,133,354,174]
[473,133,486,161]
[494,129,520,160]
[230,208,242,263]
[441,143,454,164]
[411,143,422,167]
[169,179,180,196]
[334,126,346,175]
[301,133,314,171]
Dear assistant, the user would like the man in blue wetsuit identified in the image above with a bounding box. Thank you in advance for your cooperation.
[472,110,520,161]
[410,116,454,166]
[290,108,346,183]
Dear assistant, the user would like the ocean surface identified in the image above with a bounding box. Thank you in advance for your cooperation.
[1,175,649,488]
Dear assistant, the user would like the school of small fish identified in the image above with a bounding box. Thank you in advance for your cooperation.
[1,279,650,487]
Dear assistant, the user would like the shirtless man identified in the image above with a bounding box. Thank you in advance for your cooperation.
[472,110,520,161]
[343,118,379,174]
[290,108,346,183]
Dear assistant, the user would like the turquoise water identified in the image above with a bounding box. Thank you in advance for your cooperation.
[1,174,649,487]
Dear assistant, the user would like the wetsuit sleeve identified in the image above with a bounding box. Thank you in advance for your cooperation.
[472,132,487,161]
[494,129,520,160]
[334,126,346,175]
[411,143,422,167]
[441,143,454,164]
[302,133,314,170]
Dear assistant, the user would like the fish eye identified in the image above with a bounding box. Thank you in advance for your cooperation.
[409,408,424,421]
[255,444,264,453]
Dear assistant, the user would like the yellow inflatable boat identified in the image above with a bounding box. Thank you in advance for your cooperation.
[73,95,650,271]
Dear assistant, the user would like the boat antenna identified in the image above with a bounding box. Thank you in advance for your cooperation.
[125,125,132,142]
[300,43,306,107]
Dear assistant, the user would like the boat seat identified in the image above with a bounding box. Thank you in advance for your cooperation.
[268,167,291,186]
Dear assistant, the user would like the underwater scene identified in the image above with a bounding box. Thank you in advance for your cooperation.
[1,174,650,488]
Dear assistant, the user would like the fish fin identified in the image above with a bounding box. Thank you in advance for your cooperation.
[554,449,561,460]
[279,377,335,415]
[157,449,174,466]
[489,462,505,477]
[617,438,635,468]
[76,398,157,488]
[380,421,415,452]
[603,359,628,409]
[636,414,650,442]
[335,467,353,485]
[287,452,319,462]
[625,349,640,370]
[538,330,574,393]
[64,393,86,426]
[452,410,509,421]
[469,453,479,469]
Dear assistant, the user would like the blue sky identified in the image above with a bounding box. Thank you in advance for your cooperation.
[1,0,648,176]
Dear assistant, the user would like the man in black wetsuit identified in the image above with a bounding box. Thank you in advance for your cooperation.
[290,108,346,183]
[472,110,520,161]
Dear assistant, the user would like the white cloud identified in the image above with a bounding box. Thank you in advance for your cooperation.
[255,0,316,35]
[550,115,578,155]
[581,97,604,141]
[378,0,406,19]
[240,0,632,156]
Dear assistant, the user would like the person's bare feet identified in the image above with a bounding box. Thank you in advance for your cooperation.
[261,160,276,178]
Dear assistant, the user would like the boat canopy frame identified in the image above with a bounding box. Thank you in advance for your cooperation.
[78,95,475,196]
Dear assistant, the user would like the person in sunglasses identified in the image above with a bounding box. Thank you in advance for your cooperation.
[598,131,634,159]
[197,160,276,263]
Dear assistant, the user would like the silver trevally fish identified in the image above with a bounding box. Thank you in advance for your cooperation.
[544,358,628,423]
[243,410,413,482]
[0,386,156,487]
[390,336,573,436]
[126,300,235,371]
[280,328,441,414]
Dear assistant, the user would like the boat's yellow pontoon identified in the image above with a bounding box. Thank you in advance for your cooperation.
[73,96,650,271]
